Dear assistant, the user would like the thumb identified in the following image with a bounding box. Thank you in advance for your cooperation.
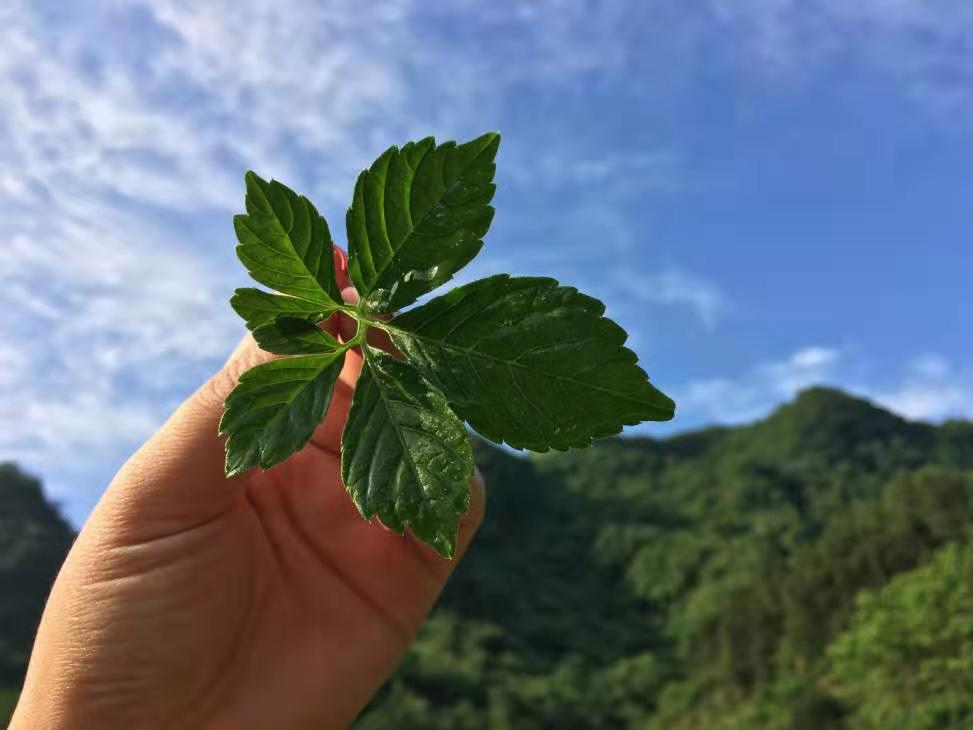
[96,247,352,540]
[97,333,270,540]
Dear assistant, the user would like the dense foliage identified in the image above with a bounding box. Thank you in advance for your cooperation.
[2,387,972,728]
[360,387,973,728]
[0,464,74,687]
[827,542,973,729]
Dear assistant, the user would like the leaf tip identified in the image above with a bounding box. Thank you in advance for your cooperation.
[439,539,457,560]
[224,457,248,479]
[652,391,677,422]
[477,130,501,154]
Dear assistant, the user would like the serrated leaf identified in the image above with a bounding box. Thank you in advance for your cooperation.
[235,172,340,306]
[220,352,345,476]
[252,316,340,356]
[387,274,675,451]
[341,347,474,558]
[230,288,334,331]
[346,132,500,313]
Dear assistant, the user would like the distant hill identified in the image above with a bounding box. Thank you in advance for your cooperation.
[0,464,75,687]
[2,388,973,729]
[361,388,973,729]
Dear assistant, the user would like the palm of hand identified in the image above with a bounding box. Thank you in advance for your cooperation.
[16,305,482,729]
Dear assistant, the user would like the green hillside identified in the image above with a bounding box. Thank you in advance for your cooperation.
[3,388,973,728]
[0,463,75,726]
[360,388,973,728]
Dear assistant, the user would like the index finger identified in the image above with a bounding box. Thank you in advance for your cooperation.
[310,284,401,454]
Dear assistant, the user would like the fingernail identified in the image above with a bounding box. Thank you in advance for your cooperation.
[341,285,360,306]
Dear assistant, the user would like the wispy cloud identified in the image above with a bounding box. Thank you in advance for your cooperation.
[3,0,971,522]
[507,149,691,194]
[0,0,422,517]
[872,355,973,421]
[678,346,842,423]
[708,0,973,113]
[0,0,698,519]
[0,197,240,480]
[677,348,973,426]
[614,268,728,329]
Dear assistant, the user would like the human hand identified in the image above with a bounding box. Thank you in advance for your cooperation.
[11,248,485,730]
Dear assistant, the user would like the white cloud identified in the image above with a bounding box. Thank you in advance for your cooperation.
[0,0,696,520]
[878,384,972,422]
[614,268,727,329]
[787,346,839,370]
[0,198,240,477]
[3,0,972,522]
[507,149,690,193]
[0,13,238,212]
[0,343,28,390]
[678,345,842,423]
[871,354,973,421]
[443,0,973,117]
[760,346,841,396]
[908,353,951,380]
[706,0,973,112]
[677,348,973,427]
[679,377,771,425]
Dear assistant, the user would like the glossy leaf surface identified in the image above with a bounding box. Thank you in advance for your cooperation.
[346,133,499,312]
[230,288,334,331]
[220,352,345,476]
[235,172,340,306]
[341,348,474,557]
[388,275,675,451]
[251,316,340,356]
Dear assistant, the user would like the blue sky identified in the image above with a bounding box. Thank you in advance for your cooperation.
[2,0,971,524]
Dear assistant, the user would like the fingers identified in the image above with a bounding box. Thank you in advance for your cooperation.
[281,463,487,634]
[324,247,351,339]
[309,346,363,454]
[333,245,350,290]
[387,470,486,627]
[377,469,487,630]
[309,284,401,454]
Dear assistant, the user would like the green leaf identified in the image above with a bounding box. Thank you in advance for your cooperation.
[252,316,340,356]
[220,352,345,476]
[387,274,675,451]
[230,288,335,331]
[346,132,500,312]
[235,172,340,306]
[341,347,474,558]
[222,133,679,557]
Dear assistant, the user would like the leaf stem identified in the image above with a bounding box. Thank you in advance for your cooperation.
[345,309,372,349]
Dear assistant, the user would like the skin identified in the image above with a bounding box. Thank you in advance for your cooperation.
[11,250,485,729]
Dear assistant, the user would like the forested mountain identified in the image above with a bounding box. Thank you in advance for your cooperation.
[4,388,973,728]
[0,463,75,722]
[360,388,973,729]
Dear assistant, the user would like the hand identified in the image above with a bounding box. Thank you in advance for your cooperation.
[11,249,485,730]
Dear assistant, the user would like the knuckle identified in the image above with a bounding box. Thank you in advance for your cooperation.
[194,366,237,412]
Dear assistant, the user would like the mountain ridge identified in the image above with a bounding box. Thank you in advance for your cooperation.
[2,386,971,728]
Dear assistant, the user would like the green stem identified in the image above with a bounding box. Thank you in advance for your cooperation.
[344,308,372,349]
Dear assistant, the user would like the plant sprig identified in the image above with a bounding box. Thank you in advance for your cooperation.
[220,132,675,557]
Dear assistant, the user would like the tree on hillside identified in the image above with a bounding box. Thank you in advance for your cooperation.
[0,463,75,685]
[826,541,973,730]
